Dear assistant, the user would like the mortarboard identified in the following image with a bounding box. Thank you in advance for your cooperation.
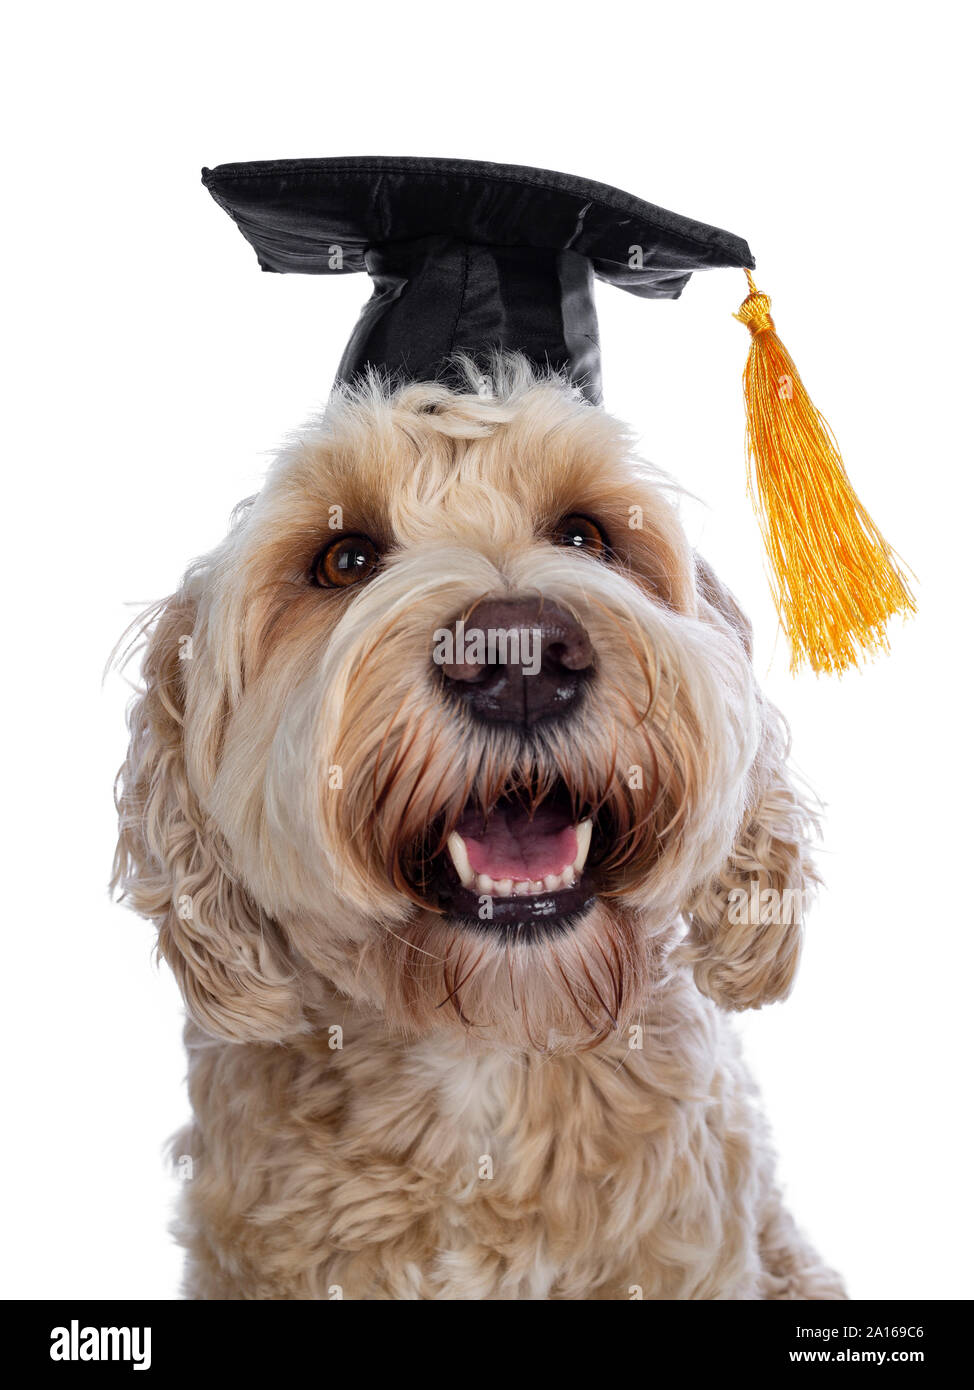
[202,156,914,675]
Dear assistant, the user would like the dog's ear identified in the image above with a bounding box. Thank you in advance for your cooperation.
[694,553,753,658]
[113,590,305,1042]
[683,556,817,1010]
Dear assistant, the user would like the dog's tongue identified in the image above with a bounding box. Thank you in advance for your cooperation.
[455,801,578,881]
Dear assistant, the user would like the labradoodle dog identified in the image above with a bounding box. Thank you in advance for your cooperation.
[114,356,845,1300]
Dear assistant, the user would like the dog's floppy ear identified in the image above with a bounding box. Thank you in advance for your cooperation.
[694,553,753,658]
[112,589,305,1043]
[683,556,817,1010]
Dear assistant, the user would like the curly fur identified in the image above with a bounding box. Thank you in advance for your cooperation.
[114,355,844,1299]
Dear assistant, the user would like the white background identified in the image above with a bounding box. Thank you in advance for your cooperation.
[3,1,971,1300]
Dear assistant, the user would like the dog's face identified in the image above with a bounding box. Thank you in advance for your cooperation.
[115,362,813,1053]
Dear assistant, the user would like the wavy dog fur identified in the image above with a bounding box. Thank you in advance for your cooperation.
[114,355,844,1299]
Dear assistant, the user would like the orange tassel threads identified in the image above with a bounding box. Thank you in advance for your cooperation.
[735,270,915,674]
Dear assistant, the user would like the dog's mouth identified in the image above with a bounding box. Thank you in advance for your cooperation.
[428,784,598,931]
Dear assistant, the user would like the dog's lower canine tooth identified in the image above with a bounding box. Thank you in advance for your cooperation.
[447,832,475,887]
[573,818,593,874]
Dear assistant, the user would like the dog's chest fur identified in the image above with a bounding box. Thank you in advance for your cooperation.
[176,973,779,1300]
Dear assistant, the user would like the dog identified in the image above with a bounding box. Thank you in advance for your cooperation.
[114,354,845,1299]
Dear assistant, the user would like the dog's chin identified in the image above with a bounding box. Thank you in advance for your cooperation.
[361,772,679,1051]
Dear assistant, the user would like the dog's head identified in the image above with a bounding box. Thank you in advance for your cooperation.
[114,357,814,1052]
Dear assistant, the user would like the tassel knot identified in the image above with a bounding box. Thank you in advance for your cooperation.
[734,287,776,338]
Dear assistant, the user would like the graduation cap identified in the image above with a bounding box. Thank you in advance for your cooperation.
[202,155,914,675]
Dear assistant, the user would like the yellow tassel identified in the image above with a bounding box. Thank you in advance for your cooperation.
[735,269,915,674]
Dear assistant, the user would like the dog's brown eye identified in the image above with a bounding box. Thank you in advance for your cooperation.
[553,514,607,557]
[311,534,380,589]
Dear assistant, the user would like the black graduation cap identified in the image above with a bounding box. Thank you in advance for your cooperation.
[201,155,914,676]
[201,156,754,404]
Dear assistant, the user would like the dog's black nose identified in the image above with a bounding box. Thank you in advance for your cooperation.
[438,597,594,726]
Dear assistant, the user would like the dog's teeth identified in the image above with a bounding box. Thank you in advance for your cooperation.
[447,832,475,888]
[454,845,586,900]
[573,818,593,875]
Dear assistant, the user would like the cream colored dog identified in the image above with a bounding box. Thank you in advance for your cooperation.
[114,356,845,1300]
